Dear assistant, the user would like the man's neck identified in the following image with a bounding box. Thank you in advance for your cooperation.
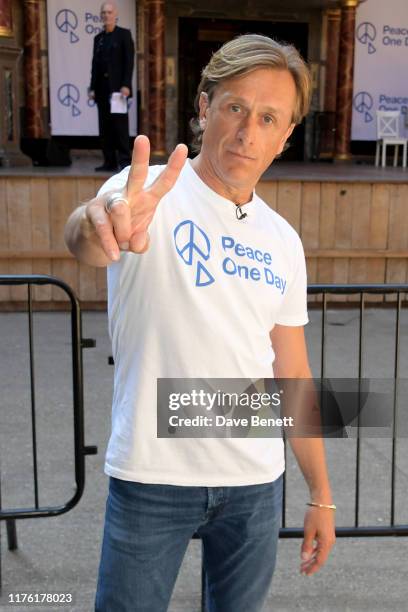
[190,154,254,206]
[104,24,116,33]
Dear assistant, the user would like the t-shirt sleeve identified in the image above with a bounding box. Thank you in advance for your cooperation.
[97,168,129,198]
[274,232,309,326]
[96,164,166,199]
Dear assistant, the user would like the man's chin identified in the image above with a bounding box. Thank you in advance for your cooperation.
[220,164,259,184]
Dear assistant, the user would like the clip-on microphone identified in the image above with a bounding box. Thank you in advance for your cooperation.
[235,204,247,220]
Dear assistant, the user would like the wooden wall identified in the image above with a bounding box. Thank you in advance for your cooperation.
[0,176,407,306]
[0,176,105,306]
[256,181,408,303]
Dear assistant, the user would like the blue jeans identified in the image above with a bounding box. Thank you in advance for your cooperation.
[95,474,283,612]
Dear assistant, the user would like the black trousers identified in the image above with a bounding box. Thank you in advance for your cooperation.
[96,95,131,169]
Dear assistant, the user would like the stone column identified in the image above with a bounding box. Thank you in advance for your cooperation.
[137,0,151,137]
[334,0,359,160]
[147,0,166,156]
[23,0,43,138]
[324,9,341,113]
[318,8,341,158]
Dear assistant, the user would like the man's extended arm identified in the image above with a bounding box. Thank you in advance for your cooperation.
[64,136,188,267]
[270,324,336,576]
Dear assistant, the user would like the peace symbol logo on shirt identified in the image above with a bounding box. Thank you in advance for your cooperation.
[173,220,215,287]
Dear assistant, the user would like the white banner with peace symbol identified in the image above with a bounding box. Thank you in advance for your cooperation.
[352,0,408,140]
[47,0,137,136]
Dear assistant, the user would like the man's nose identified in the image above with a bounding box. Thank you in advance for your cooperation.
[236,114,257,144]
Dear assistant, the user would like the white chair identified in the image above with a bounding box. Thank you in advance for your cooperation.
[375,111,407,168]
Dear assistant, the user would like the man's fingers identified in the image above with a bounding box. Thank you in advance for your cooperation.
[117,141,187,255]
[148,143,188,202]
[86,204,120,262]
[127,135,151,197]
[314,545,330,569]
[108,200,132,248]
[300,534,315,562]
[300,534,335,576]
[301,544,330,575]
[129,230,150,254]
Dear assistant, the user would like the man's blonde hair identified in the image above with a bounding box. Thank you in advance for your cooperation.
[190,33,312,152]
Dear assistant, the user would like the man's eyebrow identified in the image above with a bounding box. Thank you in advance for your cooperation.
[221,95,282,115]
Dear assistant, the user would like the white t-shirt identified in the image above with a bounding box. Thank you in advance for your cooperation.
[98,159,308,486]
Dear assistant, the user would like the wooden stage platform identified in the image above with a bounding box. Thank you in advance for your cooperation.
[1,157,407,307]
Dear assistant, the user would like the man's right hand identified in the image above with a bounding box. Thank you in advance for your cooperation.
[86,135,188,261]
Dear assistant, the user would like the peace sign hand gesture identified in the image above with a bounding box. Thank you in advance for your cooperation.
[81,135,188,263]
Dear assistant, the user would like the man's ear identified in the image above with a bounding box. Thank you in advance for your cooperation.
[198,92,209,123]
[277,122,296,155]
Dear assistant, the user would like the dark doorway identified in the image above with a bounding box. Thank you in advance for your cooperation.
[178,18,309,161]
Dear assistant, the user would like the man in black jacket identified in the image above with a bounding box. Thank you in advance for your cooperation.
[88,2,134,171]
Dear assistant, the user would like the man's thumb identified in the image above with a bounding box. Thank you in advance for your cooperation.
[301,539,314,561]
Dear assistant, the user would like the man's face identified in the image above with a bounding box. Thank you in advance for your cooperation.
[101,3,117,28]
[198,68,297,192]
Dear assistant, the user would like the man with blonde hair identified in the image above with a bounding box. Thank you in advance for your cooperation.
[66,33,336,612]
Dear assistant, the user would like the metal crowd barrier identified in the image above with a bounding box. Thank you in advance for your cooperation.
[0,275,98,591]
[280,283,408,539]
[1,279,407,607]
